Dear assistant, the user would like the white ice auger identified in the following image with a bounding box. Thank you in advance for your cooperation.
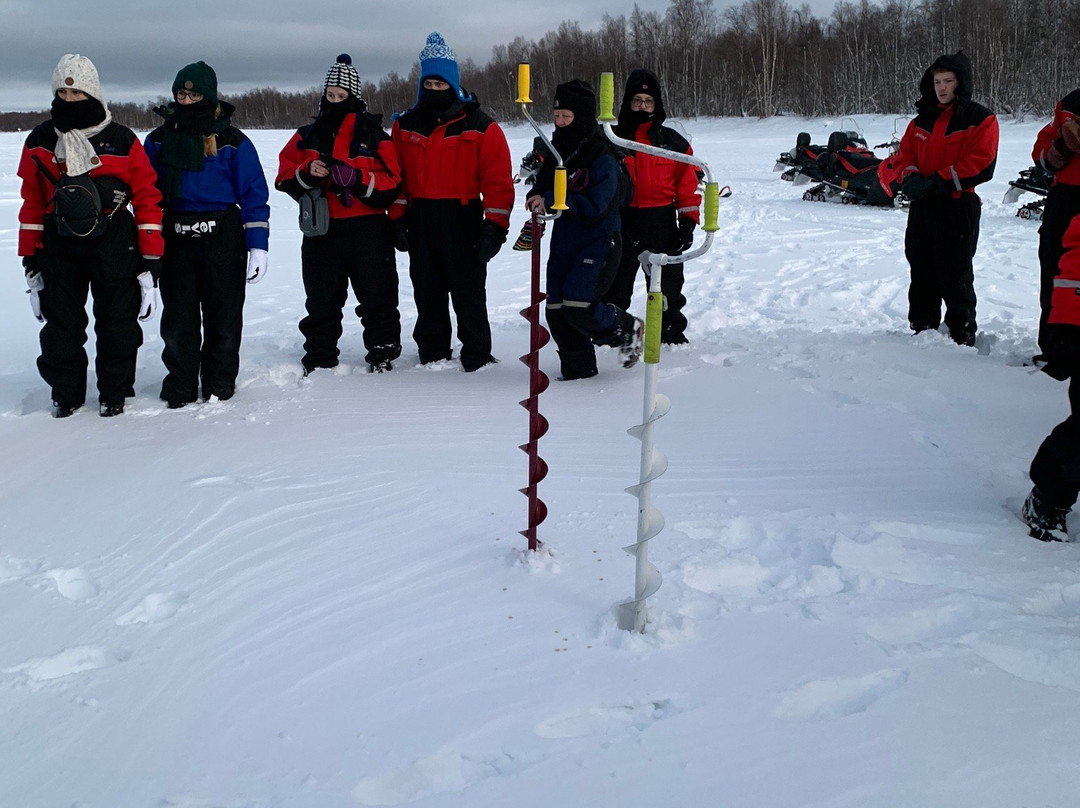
[597,71,726,632]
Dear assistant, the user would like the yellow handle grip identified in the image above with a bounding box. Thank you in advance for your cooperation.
[552,166,569,211]
[516,63,531,104]
[644,290,663,364]
[598,72,616,122]
[702,182,720,233]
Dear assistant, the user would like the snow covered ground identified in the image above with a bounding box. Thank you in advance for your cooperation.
[1,114,1077,807]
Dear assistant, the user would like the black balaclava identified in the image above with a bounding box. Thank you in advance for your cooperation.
[615,68,667,139]
[551,79,597,156]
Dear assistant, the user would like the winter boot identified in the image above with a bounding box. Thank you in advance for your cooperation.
[99,401,125,418]
[618,317,645,369]
[52,401,80,418]
[1021,486,1070,542]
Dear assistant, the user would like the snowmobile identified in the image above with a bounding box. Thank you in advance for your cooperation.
[515,136,547,186]
[779,130,896,207]
[1002,164,1052,220]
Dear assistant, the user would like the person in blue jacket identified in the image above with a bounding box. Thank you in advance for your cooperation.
[145,61,270,408]
[525,80,642,380]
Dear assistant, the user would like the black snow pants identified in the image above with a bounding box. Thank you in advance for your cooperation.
[405,199,494,371]
[300,214,401,370]
[1037,186,1080,352]
[35,210,143,408]
[159,207,246,403]
[602,205,687,342]
[905,192,981,345]
[1030,376,1080,509]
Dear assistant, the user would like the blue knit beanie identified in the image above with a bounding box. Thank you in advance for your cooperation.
[417,32,466,102]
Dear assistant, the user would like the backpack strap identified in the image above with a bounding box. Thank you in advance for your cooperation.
[31,154,60,186]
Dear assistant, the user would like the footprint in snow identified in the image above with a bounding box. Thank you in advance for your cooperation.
[0,554,42,583]
[43,567,99,601]
[352,745,535,806]
[116,592,186,625]
[3,645,130,688]
[773,668,909,721]
[533,699,675,739]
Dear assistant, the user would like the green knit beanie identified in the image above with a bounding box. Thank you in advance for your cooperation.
[172,61,218,106]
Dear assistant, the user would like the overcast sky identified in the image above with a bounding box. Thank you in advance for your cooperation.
[0,0,838,111]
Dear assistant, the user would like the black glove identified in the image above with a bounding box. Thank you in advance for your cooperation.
[393,219,410,253]
[1036,324,1080,381]
[678,216,697,252]
[23,255,39,276]
[901,174,946,202]
[475,221,508,264]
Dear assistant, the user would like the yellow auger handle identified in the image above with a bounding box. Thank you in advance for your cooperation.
[644,289,663,364]
[702,182,720,233]
[552,166,569,211]
[516,63,531,105]
[598,72,616,123]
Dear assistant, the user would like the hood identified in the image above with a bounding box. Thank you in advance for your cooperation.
[618,68,667,127]
[917,51,972,112]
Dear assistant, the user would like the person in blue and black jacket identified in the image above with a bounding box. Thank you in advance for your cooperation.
[145,61,270,408]
[526,80,642,381]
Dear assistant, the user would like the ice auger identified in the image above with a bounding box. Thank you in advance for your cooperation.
[598,71,725,631]
[516,63,568,551]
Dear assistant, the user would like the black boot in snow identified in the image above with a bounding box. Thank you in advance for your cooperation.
[618,317,645,369]
[1021,486,1070,542]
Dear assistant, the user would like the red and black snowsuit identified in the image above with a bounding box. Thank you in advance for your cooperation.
[390,95,514,370]
[603,70,701,344]
[277,106,403,371]
[18,119,164,408]
[1029,132,1080,511]
[887,52,998,345]
[1033,89,1080,351]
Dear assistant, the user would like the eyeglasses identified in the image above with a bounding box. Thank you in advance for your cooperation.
[630,96,655,109]
[175,90,204,102]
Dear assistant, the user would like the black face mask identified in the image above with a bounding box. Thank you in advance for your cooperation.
[622,109,653,127]
[420,87,457,113]
[552,116,594,155]
[51,96,106,132]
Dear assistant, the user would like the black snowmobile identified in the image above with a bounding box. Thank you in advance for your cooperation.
[777,130,895,207]
[1002,164,1052,220]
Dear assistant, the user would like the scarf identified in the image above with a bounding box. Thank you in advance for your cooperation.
[51,97,111,177]
[154,99,230,202]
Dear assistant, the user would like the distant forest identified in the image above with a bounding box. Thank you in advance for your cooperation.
[3,0,1079,132]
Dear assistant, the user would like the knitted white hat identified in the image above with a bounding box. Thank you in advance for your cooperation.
[52,54,103,101]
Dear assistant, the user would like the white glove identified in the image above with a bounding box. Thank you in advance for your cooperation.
[137,271,157,322]
[26,270,45,323]
[247,249,268,284]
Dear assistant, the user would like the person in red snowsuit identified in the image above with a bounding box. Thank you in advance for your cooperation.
[602,69,701,345]
[17,54,164,418]
[390,32,514,372]
[277,55,403,375]
[1024,116,1080,542]
[888,51,998,347]
[1032,89,1080,352]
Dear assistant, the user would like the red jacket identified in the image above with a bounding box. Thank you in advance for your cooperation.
[1033,89,1080,187]
[888,102,998,196]
[18,121,164,257]
[276,112,401,219]
[623,122,701,222]
[389,101,514,229]
[1049,213,1080,327]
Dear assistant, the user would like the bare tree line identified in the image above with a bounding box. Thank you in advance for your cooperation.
[3,0,1079,132]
